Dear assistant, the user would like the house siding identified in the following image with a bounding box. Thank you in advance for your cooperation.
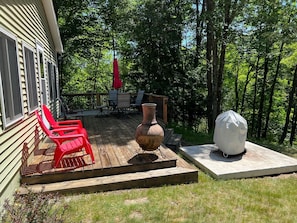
[0,0,61,210]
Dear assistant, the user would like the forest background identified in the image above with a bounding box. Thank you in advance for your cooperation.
[53,0,297,146]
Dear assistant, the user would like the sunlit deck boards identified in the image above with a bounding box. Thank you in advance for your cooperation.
[21,113,198,193]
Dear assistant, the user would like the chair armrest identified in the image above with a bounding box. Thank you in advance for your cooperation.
[56,120,83,128]
[51,126,82,135]
[50,133,86,140]
[51,126,81,131]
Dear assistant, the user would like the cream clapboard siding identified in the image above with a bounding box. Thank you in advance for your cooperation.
[0,0,60,209]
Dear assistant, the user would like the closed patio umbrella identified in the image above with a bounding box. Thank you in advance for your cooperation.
[112,58,122,89]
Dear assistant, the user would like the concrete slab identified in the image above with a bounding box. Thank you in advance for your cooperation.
[180,141,297,180]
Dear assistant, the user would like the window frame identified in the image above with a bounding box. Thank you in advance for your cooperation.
[23,42,38,113]
[47,61,58,102]
[0,27,24,128]
[53,64,59,100]
[36,43,48,106]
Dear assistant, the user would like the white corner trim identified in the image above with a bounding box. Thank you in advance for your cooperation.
[41,0,63,53]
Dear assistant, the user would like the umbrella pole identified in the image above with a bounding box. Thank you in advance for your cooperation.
[112,36,115,90]
[113,36,116,59]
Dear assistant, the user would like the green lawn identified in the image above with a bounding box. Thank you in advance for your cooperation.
[59,128,297,223]
[60,172,297,223]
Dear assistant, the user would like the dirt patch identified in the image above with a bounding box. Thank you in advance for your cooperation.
[273,172,297,179]
[129,211,143,220]
[124,197,149,205]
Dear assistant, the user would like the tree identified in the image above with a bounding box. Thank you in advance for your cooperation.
[54,0,297,145]
[279,65,297,144]
[205,0,247,132]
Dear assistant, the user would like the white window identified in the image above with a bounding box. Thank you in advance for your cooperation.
[47,62,57,101]
[0,28,23,127]
[53,65,59,99]
[23,43,38,112]
[36,44,47,105]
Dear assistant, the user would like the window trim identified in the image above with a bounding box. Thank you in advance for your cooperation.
[47,61,53,101]
[36,42,48,106]
[23,41,38,114]
[53,64,58,100]
[0,26,24,128]
[47,61,58,102]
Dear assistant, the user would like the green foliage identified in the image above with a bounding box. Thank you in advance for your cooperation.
[63,52,113,94]
[56,0,297,144]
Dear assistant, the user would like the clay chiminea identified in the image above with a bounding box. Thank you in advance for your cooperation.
[135,103,164,151]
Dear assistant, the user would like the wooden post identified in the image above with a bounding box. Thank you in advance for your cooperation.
[21,143,29,176]
[163,96,168,125]
[34,126,39,151]
[96,93,100,106]
[147,94,168,125]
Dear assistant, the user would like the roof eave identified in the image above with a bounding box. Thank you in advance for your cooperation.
[41,0,63,53]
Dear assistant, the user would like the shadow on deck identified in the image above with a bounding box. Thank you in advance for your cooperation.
[20,113,198,194]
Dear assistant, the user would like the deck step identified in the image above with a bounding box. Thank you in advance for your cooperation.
[19,167,198,195]
[21,159,177,185]
[164,128,174,143]
[163,128,183,150]
[165,133,182,151]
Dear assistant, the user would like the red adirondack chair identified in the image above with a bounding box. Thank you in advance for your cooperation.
[42,104,83,128]
[35,110,95,168]
[42,104,89,140]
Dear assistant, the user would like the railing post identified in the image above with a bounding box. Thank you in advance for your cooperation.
[147,94,168,125]
[96,93,100,106]
[163,96,168,125]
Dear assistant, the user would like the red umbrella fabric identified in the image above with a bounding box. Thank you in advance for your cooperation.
[112,58,123,89]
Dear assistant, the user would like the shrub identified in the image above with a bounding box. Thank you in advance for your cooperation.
[1,186,67,223]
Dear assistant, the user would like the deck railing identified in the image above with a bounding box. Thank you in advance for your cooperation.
[61,92,108,110]
[145,93,168,124]
[61,92,168,124]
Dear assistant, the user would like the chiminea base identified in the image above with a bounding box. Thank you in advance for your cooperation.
[128,153,158,164]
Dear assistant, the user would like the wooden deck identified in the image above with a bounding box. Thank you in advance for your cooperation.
[20,112,198,194]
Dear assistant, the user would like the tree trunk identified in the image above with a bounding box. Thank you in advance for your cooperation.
[212,36,219,123]
[235,64,239,111]
[206,0,241,131]
[263,42,284,138]
[216,0,232,117]
[194,0,206,67]
[290,103,297,145]
[215,0,239,120]
[251,56,260,136]
[240,64,254,114]
[206,0,215,132]
[257,46,269,139]
[279,65,297,144]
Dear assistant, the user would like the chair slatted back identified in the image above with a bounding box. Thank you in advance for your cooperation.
[117,93,131,109]
[108,90,118,106]
[135,90,145,105]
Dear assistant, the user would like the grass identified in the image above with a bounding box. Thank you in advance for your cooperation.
[56,126,297,223]
[60,174,297,223]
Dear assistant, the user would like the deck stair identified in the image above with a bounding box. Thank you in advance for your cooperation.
[19,166,197,195]
[20,145,197,195]
[164,128,182,151]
